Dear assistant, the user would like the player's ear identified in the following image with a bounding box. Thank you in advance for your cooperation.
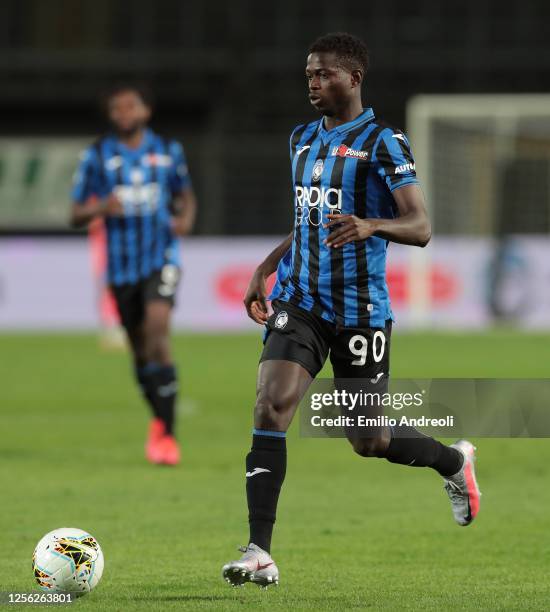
[350,69,363,89]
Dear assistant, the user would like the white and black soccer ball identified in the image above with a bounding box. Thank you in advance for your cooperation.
[32,528,104,596]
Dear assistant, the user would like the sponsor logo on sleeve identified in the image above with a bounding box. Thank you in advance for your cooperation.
[394,163,416,174]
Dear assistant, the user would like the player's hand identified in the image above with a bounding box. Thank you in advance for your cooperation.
[244,266,269,325]
[101,193,124,217]
[171,216,192,236]
[323,214,379,248]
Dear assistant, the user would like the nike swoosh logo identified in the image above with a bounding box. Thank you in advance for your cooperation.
[245,467,271,478]
[296,145,310,156]
[256,561,273,571]
[370,372,384,384]
[392,134,406,141]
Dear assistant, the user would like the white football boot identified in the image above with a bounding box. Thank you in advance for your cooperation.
[443,440,481,526]
[222,543,279,588]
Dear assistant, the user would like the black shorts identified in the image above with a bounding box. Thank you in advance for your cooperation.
[110,265,180,330]
[260,300,391,380]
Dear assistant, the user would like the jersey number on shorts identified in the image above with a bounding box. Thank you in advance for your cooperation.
[349,332,385,366]
[158,264,179,297]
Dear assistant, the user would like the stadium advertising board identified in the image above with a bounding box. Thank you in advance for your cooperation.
[0,236,549,330]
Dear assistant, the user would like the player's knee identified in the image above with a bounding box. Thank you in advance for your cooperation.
[254,396,281,429]
[254,390,296,430]
[145,334,171,365]
[349,436,387,458]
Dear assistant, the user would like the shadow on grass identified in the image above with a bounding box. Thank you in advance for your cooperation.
[131,595,237,602]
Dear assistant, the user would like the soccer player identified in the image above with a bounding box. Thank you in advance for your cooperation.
[70,85,197,466]
[222,33,481,587]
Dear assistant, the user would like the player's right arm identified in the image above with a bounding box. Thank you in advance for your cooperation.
[70,194,123,228]
[69,146,122,228]
[244,232,293,324]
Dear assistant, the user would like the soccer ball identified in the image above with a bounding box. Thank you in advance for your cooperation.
[32,528,104,596]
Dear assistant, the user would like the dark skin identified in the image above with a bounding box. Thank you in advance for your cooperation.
[246,52,431,457]
[70,89,197,367]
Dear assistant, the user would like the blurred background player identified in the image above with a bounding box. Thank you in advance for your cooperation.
[70,84,197,466]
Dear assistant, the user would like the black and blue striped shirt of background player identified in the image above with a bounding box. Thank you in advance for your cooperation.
[71,128,191,286]
[269,107,419,329]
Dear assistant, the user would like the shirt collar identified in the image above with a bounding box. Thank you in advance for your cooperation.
[113,128,153,154]
[319,107,375,137]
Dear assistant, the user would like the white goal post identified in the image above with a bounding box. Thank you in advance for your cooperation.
[405,94,550,326]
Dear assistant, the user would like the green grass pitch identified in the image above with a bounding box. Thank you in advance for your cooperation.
[2,331,550,610]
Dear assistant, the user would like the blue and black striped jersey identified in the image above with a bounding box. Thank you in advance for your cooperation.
[72,129,191,286]
[269,107,418,328]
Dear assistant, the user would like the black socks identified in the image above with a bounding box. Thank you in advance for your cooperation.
[135,363,178,436]
[150,364,178,436]
[385,425,463,477]
[135,365,160,418]
[243,427,461,556]
[246,432,287,553]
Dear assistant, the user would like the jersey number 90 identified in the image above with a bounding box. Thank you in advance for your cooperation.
[348,332,386,366]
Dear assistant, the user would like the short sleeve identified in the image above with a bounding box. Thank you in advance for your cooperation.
[289,124,305,160]
[374,128,419,192]
[168,141,191,194]
[71,146,101,204]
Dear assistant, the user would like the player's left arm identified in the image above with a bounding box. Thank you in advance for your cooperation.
[324,183,431,248]
[325,128,431,248]
[170,186,197,236]
[167,140,197,236]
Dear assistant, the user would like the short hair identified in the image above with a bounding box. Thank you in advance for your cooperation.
[102,82,154,110]
[309,32,369,74]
